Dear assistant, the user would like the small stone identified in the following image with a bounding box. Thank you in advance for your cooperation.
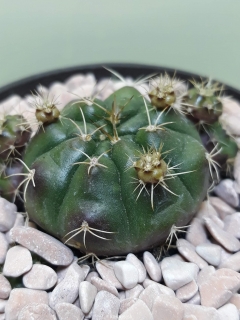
[143,251,161,282]
[186,292,201,305]
[176,280,198,302]
[5,288,48,320]
[152,294,184,320]
[10,227,73,266]
[125,284,144,299]
[119,291,126,300]
[183,303,220,320]
[86,271,99,282]
[126,253,147,283]
[119,299,153,320]
[217,303,239,320]
[5,213,25,244]
[96,260,124,290]
[219,251,240,271]
[55,302,84,320]
[183,315,197,320]
[0,275,11,299]
[0,198,17,232]
[209,196,235,219]
[197,266,216,287]
[49,262,85,309]
[114,261,138,289]
[186,218,208,246]
[91,276,119,297]
[177,239,208,269]
[0,299,7,313]
[0,232,8,264]
[79,281,97,314]
[214,179,239,207]
[18,303,57,320]
[229,294,240,314]
[199,268,240,309]
[161,257,199,291]
[3,245,32,277]
[80,264,90,279]
[22,264,57,290]
[139,284,163,310]
[204,217,240,252]
[224,212,240,238]
[92,290,120,320]
[119,298,138,315]
[142,279,175,296]
[195,243,222,266]
[56,257,78,283]
[65,74,86,90]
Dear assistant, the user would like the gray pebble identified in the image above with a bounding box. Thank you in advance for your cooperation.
[10,226,73,266]
[0,198,17,232]
[79,281,97,314]
[214,179,239,208]
[92,290,120,320]
[49,262,85,309]
[114,261,138,289]
[3,245,32,277]
[143,251,162,282]
[22,264,57,290]
[18,303,57,320]
[55,302,84,320]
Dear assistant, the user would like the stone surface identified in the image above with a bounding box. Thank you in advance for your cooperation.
[224,212,240,238]
[183,303,220,320]
[161,257,199,291]
[217,303,239,320]
[10,226,74,266]
[0,275,11,299]
[55,302,84,320]
[92,290,120,320]
[5,213,25,244]
[209,196,235,219]
[3,245,32,277]
[96,260,124,290]
[22,264,57,290]
[177,239,208,269]
[0,299,7,313]
[126,253,147,283]
[176,280,198,302]
[79,281,97,314]
[119,298,138,315]
[86,271,99,282]
[152,294,184,320]
[125,284,144,299]
[204,217,240,252]
[114,261,138,289]
[91,276,119,297]
[143,251,162,282]
[186,218,208,246]
[219,251,240,271]
[214,179,239,207]
[229,294,240,314]
[5,288,48,320]
[80,264,90,279]
[186,292,201,305]
[139,284,163,310]
[197,266,216,287]
[119,299,153,320]
[18,303,57,320]
[0,232,8,264]
[142,279,175,296]
[0,197,17,232]
[199,268,240,309]
[195,243,222,266]
[49,262,85,309]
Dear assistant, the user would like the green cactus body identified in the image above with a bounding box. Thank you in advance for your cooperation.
[24,86,209,255]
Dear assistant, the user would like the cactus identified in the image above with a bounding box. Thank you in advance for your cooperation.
[20,79,210,256]
[0,115,31,203]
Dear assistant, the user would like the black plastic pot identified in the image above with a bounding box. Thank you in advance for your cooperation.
[0,63,240,102]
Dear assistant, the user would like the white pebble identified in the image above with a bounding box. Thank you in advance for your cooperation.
[217,303,239,320]
[114,261,138,289]
[126,253,147,283]
[0,274,11,299]
[92,290,120,320]
[0,232,8,264]
[79,281,97,314]
[143,251,162,282]
[22,264,57,290]
[152,294,184,320]
[18,303,57,320]
[55,302,84,320]
[96,260,124,290]
[3,245,32,277]
[0,198,17,232]
[119,299,153,320]
[195,243,222,266]
[214,179,239,208]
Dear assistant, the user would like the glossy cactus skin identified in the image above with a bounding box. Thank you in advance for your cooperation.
[24,86,209,255]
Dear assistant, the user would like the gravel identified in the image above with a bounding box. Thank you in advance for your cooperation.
[1,72,240,319]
